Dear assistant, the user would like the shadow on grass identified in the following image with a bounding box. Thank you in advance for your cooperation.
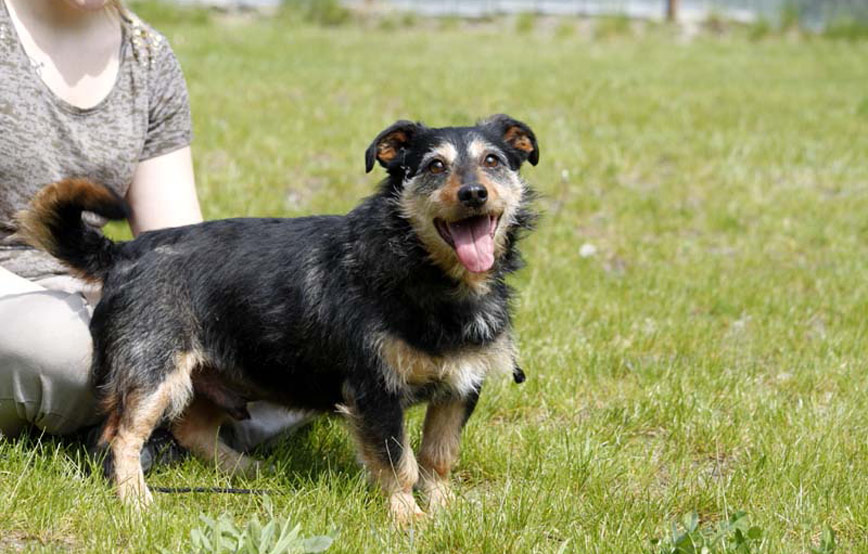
[4,414,362,495]
[257,416,362,489]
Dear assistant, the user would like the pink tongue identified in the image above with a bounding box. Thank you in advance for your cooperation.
[448,216,494,273]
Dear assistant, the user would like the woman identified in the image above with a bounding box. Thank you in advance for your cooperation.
[0,0,303,451]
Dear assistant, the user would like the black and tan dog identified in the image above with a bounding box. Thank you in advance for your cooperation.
[16,114,538,523]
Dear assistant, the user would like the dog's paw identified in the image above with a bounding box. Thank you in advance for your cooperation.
[423,480,454,513]
[240,459,276,479]
[118,481,153,509]
[217,452,263,478]
[389,491,426,527]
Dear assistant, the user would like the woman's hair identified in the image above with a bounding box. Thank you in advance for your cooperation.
[109,0,127,15]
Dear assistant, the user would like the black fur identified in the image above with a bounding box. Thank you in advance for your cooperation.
[22,116,539,516]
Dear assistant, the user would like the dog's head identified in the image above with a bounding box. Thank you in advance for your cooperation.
[366,114,538,289]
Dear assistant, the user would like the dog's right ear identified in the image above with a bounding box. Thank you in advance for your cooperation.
[365,121,423,173]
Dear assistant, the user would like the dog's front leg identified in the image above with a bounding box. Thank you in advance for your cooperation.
[345,389,423,525]
[418,389,480,512]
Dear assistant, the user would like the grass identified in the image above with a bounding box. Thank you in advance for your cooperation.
[3,5,868,553]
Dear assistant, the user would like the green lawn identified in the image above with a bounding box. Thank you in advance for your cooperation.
[2,9,868,553]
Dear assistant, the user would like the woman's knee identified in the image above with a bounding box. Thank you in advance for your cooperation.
[0,291,99,436]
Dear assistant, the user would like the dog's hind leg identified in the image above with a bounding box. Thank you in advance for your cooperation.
[110,381,188,507]
[418,390,480,513]
[102,351,196,508]
[171,396,261,478]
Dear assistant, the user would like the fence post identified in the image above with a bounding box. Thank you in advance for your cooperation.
[666,0,680,21]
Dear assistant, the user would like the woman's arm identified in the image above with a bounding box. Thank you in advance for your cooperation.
[125,146,203,236]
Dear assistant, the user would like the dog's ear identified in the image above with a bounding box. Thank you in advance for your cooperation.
[481,114,539,166]
[365,120,423,173]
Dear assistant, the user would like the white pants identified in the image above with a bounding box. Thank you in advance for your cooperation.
[0,275,310,450]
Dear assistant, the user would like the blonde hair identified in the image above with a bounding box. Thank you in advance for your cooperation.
[109,0,127,17]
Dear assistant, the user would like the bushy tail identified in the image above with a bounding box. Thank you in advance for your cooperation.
[14,178,129,282]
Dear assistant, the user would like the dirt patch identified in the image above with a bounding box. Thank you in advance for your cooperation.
[0,531,76,552]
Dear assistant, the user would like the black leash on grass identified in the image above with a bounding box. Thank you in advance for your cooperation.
[152,486,276,495]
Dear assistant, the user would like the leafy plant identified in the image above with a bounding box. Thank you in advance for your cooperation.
[169,498,335,554]
[652,511,763,553]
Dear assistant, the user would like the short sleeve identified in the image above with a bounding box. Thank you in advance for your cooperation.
[139,36,193,162]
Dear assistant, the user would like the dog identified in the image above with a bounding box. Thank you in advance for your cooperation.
[16,114,538,524]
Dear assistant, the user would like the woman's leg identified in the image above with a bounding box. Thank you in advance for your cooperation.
[0,288,100,437]
[222,402,314,452]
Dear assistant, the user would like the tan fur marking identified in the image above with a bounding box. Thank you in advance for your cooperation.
[112,388,172,507]
[504,126,535,153]
[468,139,489,160]
[419,401,465,477]
[418,400,465,511]
[109,351,197,507]
[377,333,514,395]
[14,178,121,283]
[431,142,458,165]
[98,410,121,446]
[166,351,199,419]
[172,397,261,477]
[442,172,463,204]
[377,144,398,164]
[376,130,408,165]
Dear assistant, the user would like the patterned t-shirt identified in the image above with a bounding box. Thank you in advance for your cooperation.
[0,3,193,279]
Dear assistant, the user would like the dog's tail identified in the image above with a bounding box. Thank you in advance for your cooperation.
[15,178,129,283]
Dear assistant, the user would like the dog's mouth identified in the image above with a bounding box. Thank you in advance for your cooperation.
[434,214,500,274]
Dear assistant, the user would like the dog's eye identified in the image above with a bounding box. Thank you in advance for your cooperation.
[428,160,447,174]
[483,155,500,169]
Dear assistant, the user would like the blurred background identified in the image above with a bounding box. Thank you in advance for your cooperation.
[173,0,868,33]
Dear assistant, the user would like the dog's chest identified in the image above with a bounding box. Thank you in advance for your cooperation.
[377,333,513,397]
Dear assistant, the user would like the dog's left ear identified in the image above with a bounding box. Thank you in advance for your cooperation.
[365,120,424,173]
[481,114,539,166]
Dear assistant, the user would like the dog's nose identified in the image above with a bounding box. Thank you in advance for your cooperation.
[457,184,488,208]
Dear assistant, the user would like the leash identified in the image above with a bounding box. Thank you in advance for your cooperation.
[152,486,275,495]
